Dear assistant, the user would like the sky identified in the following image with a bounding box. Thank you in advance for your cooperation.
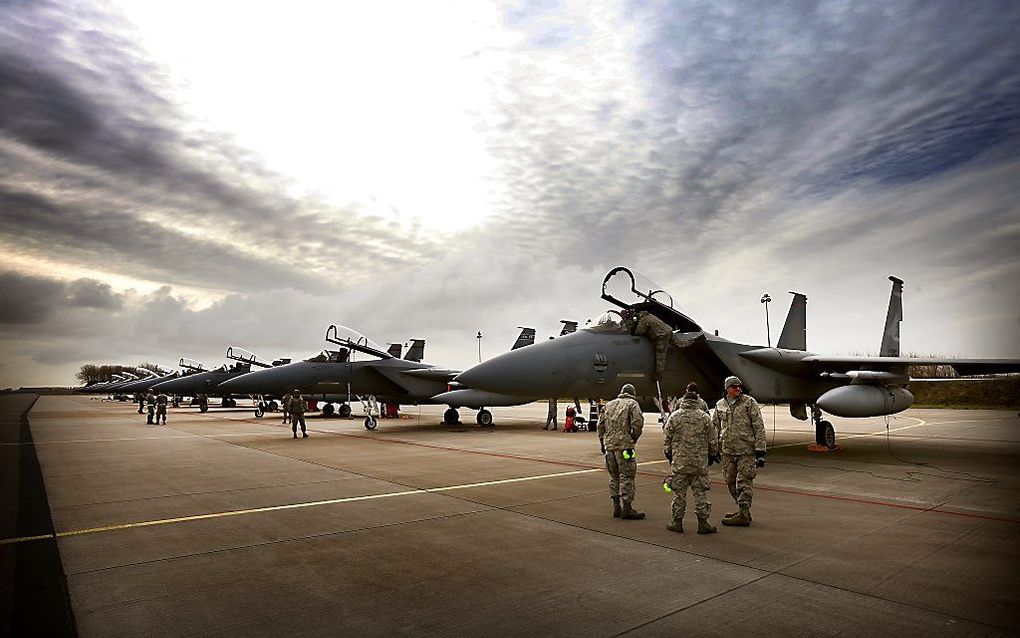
[1,0,1018,387]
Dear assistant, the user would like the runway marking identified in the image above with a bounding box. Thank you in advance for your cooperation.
[0,466,602,546]
[769,417,929,449]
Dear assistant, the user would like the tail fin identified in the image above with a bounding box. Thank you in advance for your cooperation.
[404,339,425,362]
[880,276,904,357]
[387,343,403,358]
[511,327,536,350]
[559,320,578,336]
[777,292,807,351]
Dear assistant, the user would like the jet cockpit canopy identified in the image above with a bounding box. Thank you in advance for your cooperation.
[226,346,273,369]
[305,349,350,364]
[179,358,208,373]
[325,325,390,360]
[600,266,701,332]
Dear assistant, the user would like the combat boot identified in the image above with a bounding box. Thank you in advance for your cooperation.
[621,501,645,520]
[723,509,751,522]
[721,506,751,527]
[666,521,683,533]
[611,496,622,518]
[697,517,717,534]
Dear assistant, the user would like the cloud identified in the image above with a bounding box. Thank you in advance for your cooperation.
[0,271,66,324]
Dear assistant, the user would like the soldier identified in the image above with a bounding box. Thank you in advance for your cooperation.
[290,389,307,438]
[627,310,687,382]
[544,398,558,430]
[597,383,646,520]
[155,391,168,425]
[663,382,719,534]
[712,376,766,527]
[135,392,144,414]
[145,389,156,425]
[281,391,292,425]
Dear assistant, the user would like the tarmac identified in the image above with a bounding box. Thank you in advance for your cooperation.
[2,394,1019,637]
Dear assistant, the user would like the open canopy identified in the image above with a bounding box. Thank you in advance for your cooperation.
[600,266,702,332]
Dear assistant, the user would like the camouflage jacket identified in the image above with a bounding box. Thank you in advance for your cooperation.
[663,393,718,474]
[282,394,293,411]
[598,392,644,450]
[156,394,167,407]
[289,395,305,415]
[146,394,155,406]
[633,311,673,341]
[713,393,766,455]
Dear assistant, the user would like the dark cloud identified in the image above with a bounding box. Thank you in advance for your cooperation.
[66,278,122,310]
[0,271,66,324]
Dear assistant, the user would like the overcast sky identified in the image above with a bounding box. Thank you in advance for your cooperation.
[1,0,1018,387]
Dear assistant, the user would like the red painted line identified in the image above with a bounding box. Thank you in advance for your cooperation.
[250,421,1020,525]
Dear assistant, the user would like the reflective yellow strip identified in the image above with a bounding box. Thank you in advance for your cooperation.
[0,466,602,545]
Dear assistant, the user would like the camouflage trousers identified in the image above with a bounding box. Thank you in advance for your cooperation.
[652,333,686,381]
[292,414,306,435]
[605,450,637,502]
[722,454,757,508]
[669,471,711,523]
[155,406,166,424]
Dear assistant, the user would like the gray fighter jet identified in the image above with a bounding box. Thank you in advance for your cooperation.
[456,266,1020,446]
[219,326,532,428]
[151,357,256,409]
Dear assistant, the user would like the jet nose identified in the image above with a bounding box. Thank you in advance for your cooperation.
[455,341,569,397]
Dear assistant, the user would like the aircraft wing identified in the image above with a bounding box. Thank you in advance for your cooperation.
[399,368,460,381]
[799,356,1020,376]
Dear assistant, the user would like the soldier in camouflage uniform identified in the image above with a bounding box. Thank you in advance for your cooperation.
[155,391,168,425]
[290,390,307,438]
[663,383,718,534]
[629,310,686,382]
[712,376,766,527]
[145,389,156,425]
[597,383,646,519]
[281,391,292,425]
[544,398,557,430]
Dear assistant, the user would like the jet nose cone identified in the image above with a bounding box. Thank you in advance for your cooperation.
[456,341,569,397]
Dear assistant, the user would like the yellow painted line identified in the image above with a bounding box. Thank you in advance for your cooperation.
[0,466,603,546]
[770,417,928,449]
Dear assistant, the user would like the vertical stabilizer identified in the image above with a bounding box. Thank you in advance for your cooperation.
[880,276,903,357]
[559,320,578,336]
[404,339,425,362]
[511,327,536,350]
[777,292,807,351]
[387,343,403,358]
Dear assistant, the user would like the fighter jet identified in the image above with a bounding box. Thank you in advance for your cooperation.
[219,326,533,429]
[151,357,255,410]
[456,266,1020,447]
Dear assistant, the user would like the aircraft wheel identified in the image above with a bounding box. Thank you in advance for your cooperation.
[339,404,352,418]
[227,398,237,408]
[268,400,278,412]
[199,404,209,413]
[476,409,493,426]
[821,421,836,448]
[443,408,460,425]
[322,403,336,417]
[364,416,378,430]
[254,406,264,419]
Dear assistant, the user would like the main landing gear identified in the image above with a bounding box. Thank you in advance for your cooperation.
[444,408,460,425]
[443,408,494,426]
[320,402,353,418]
[476,409,492,426]
[811,405,836,448]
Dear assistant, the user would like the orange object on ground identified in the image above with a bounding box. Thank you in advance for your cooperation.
[807,443,843,452]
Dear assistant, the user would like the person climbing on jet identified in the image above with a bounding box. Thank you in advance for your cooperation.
[625,309,686,383]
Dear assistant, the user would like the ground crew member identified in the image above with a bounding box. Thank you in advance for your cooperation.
[155,391,168,426]
[713,376,766,527]
[544,398,558,430]
[281,392,292,425]
[145,389,156,424]
[663,383,718,534]
[290,390,307,438]
[597,383,645,520]
[136,392,144,414]
[628,310,686,382]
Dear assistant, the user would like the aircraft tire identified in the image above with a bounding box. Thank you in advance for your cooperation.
[322,403,335,417]
[821,421,835,448]
[227,398,237,408]
[476,409,493,426]
[364,416,378,430]
[268,400,278,412]
[254,406,264,419]
[199,404,208,413]
[443,408,460,425]
[339,404,352,418]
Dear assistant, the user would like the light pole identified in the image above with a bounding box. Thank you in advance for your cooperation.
[760,293,772,347]
[476,331,483,362]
